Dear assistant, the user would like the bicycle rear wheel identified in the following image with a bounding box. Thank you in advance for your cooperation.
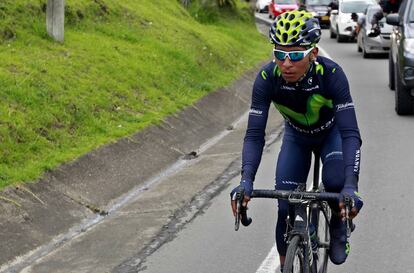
[284,235,306,273]
[312,203,331,273]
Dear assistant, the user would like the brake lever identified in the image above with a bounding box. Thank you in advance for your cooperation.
[234,187,252,231]
[344,195,354,238]
[235,191,241,231]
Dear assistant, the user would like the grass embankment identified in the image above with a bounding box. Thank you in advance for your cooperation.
[0,0,270,189]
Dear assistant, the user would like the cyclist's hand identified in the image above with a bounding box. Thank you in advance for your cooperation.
[230,180,252,216]
[339,186,363,220]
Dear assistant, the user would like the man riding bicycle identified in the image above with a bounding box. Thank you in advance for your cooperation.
[230,11,363,271]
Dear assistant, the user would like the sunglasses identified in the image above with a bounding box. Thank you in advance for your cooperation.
[273,47,314,62]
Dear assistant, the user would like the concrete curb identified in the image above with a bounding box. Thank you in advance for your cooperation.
[255,13,274,26]
[0,63,265,269]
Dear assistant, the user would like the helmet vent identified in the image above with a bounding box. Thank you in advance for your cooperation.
[285,22,290,31]
[288,13,295,21]
[282,33,288,42]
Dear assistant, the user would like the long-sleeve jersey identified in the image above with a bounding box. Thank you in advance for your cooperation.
[241,56,362,185]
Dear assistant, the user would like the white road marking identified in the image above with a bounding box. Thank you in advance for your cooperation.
[255,244,279,273]
[318,46,331,59]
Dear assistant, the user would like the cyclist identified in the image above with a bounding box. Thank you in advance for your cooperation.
[230,10,363,271]
[368,0,402,37]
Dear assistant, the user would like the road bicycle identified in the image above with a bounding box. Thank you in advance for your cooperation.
[234,151,354,273]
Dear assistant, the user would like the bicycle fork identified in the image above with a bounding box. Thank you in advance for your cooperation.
[286,202,314,273]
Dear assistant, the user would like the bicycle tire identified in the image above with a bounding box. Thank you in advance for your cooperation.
[314,203,331,273]
[284,235,306,273]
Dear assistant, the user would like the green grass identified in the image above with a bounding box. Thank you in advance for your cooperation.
[0,0,270,188]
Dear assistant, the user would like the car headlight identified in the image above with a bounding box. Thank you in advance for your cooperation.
[404,39,414,53]
[310,11,317,17]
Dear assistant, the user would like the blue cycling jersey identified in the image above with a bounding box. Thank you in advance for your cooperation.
[241,56,362,185]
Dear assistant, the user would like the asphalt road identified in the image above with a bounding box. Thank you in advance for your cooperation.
[139,30,414,273]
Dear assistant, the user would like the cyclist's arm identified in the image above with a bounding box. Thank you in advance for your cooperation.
[240,68,273,186]
[328,66,362,187]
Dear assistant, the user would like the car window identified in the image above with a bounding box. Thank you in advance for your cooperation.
[276,0,297,4]
[306,0,332,5]
[409,0,414,21]
[399,0,408,18]
[341,1,374,13]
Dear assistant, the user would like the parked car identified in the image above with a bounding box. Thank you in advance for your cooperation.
[269,0,299,19]
[305,0,333,28]
[329,0,376,42]
[387,0,414,115]
[356,4,393,58]
[256,0,271,13]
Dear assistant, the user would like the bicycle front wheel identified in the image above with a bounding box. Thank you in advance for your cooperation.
[313,203,331,273]
[284,235,306,273]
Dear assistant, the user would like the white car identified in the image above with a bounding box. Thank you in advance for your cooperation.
[329,0,376,42]
[256,0,271,13]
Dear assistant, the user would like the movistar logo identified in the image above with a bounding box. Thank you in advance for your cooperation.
[345,242,351,255]
[274,94,333,126]
[261,70,268,80]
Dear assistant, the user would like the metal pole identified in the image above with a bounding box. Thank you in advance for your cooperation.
[46,0,65,42]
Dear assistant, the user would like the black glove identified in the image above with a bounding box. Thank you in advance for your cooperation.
[340,176,363,212]
[230,179,253,200]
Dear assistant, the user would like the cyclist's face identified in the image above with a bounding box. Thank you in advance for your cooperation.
[274,46,318,83]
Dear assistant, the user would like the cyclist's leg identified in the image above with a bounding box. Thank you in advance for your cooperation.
[320,125,349,265]
[275,124,312,269]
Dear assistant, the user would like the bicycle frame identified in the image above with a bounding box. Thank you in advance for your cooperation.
[285,194,331,272]
[285,190,315,273]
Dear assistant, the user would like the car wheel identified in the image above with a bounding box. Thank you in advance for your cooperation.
[395,65,414,115]
[388,52,395,90]
[337,34,345,42]
[362,45,370,58]
[336,27,345,42]
[330,27,336,38]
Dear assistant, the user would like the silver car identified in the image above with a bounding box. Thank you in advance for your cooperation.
[357,4,393,57]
